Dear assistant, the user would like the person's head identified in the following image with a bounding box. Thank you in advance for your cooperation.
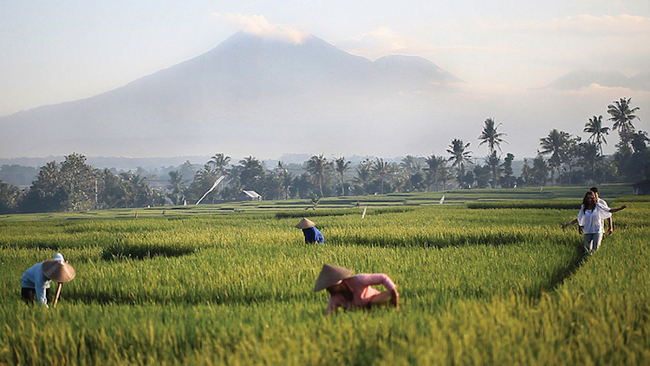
[313,264,353,292]
[326,280,349,294]
[589,187,599,198]
[582,191,597,210]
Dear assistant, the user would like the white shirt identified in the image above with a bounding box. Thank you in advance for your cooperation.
[577,203,611,234]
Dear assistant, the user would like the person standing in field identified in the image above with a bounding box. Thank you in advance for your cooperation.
[563,186,627,233]
[296,218,324,244]
[21,253,76,308]
[574,191,620,255]
[314,264,399,316]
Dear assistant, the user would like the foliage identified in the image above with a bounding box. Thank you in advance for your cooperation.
[0,193,648,365]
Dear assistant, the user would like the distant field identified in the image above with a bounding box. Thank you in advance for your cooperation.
[1,185,648,365]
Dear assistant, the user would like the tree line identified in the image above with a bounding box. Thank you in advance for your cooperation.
[0,97,647,214]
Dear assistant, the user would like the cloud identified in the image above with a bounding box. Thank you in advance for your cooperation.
[336,27,411,60]
[213,13,309,44]
[480,14,650,37]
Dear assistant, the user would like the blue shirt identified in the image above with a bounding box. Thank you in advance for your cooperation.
[21,262,52,306]
[303,227,324,244]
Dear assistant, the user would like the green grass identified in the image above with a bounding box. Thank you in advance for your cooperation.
[0,187,647,365]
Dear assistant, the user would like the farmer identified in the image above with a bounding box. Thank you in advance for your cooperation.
[21,253,76,308]
[313,264,399,316]
[296,218,324,244]
[563,186,627,233]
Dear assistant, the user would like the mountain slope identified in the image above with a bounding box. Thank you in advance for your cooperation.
[0,31,461,158]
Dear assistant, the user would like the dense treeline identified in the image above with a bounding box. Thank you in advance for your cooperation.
[0,97,647,214]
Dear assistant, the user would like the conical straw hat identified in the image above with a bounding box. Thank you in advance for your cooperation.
[296,218,316,229]
[313,264,354,292]
[42,259,76,283]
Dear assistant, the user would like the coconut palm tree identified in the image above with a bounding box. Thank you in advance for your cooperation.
[447,139,473,187]
[209,153,231,176]
[538,129,571,185]
[371,158,392,194]
[424,154,447,191]
[306,154,330,199]
[583,115,610,155]
[478,118,508,154]
[334,156,351,196]
[353,160,372,195]
[607,97,640,149]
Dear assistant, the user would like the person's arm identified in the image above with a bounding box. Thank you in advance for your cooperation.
[34,271,49,308]
[609,204,628,213]
[357,274,399,307]
[326,297,339,316]
[607,217,614,234]
[562,219,578,229]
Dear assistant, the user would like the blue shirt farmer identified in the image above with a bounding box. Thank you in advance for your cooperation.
[303,227,324,244]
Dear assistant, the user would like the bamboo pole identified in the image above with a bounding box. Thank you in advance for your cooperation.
[53,282,63,308]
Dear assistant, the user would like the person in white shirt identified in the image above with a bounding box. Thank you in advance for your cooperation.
[576,191,615,255]
[563,186,627,234]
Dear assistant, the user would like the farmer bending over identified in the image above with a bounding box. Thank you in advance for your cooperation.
[296,218,324,244]
[21,253,76,308]
[314,264,399,316]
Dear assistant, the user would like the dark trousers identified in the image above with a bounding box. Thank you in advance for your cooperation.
[21,287,51,304]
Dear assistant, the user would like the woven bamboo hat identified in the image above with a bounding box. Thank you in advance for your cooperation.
[313,264,354,292]
[296,218,316,229]
[42,259,76,283]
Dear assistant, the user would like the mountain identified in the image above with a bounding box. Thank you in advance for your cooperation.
[542,70,650,91]
[0,32,461,158]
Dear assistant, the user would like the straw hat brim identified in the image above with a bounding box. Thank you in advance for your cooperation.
[42,259,76,283]
[313,264,354,292]
[296,218,316,229]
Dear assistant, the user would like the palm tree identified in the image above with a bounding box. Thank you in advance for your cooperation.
[583,115,610,155]
[305,154,329,198]
[424,154,447,191]
[447,139,473,187]
[334,156,351,196]
[353,160,372,195]
[371,158,393,194]
[239,156,265,191]
[209,153,231,176]
[538,129,571,185]
[478,118,508,154]
[607,97,640,149]
[166,170,185,205]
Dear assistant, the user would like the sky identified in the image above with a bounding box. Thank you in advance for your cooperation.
[1,0,649,159]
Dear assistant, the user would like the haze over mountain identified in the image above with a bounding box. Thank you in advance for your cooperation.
[1,32,463,159]
[1,31,648,161]
[542,70,650,91]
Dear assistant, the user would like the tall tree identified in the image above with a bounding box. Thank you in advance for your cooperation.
[334,156,351,196]
[501,153,515,188]
[353,160,372,195]
[485,151,502,188]
[607,97,640,150]
[538,129,571,185]
[371,158,391,194]
[209,153,231,176]
[583,115,610,155]
[424,154,447,191]
[447,139,473,187]
[478,118,508,154]
[305,154,330,198]
[239,156,265,192]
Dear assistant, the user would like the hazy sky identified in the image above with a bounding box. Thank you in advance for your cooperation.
[1,0,649,159]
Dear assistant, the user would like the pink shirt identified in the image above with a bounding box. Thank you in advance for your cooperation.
[327,273,396,314]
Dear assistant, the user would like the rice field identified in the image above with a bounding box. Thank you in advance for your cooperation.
[0,188,648,365]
